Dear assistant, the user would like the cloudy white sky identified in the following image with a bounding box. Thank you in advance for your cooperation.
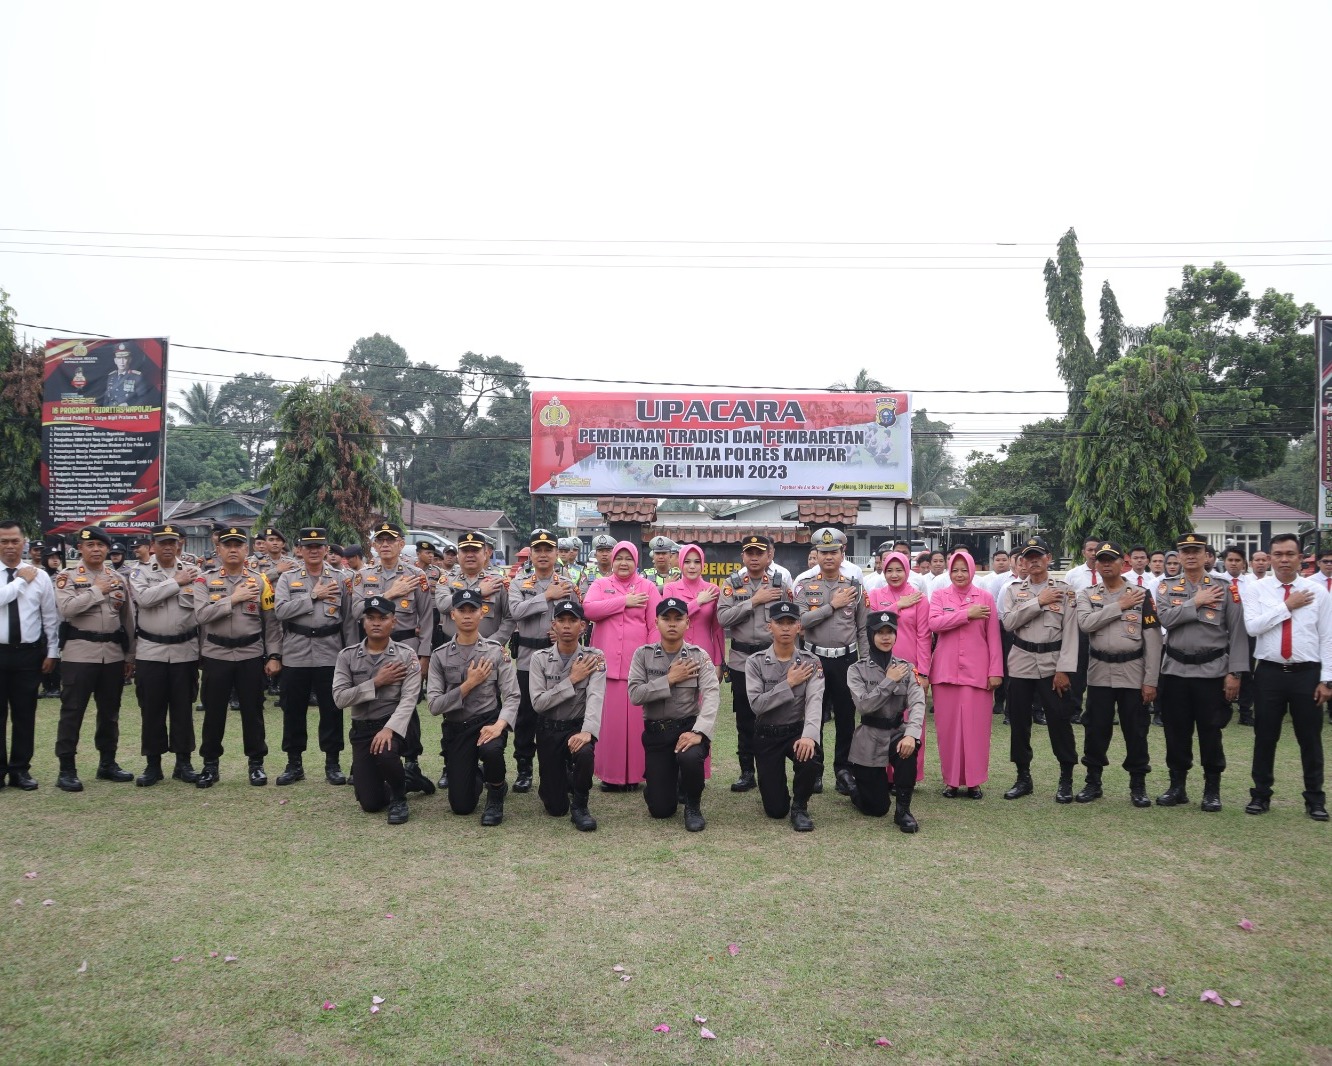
[2,1,1328,465]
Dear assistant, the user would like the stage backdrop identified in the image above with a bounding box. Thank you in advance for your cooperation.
[41,336,167,536]
[531,391,911,498]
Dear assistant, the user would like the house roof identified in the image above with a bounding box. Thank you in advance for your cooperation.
[644,521,811,546]
[1190,490,1312,523]
[167,493,267,522]
[796,498,862,527]
[398,500,514,532]
[598,496,659,523]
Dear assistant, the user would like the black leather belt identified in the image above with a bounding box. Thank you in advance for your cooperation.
[66,626,124,644]
[537,715,585,733]
[1013,636,1062,654]
[1164,645,1225,666]
[860,714,904,730]
[517,635,554,650]
[284,621,341,639]
[1257,659,1319,674]
[391,628,417,642]
[731,638,771,655]
[1090,646,1144,664]
[754,719,802,738]
[644,714,697,733]
[206,631,261,649]
[136,626,199,645]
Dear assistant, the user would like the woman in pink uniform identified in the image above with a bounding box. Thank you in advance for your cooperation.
[583,542,660,790]
[867,550,931,784]
[663,544,725,672]
[928,549,1003,799]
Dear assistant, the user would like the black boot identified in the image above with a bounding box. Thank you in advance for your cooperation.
[569,791,597,832]
[730,770,757,793]
[97,757,133,783]
[1244,793,1270,815]
[136,755,164,787]
[172,756,200,784]
[788,804,814,832]
[513,759,533,793]
[402,761,435,795]
[276,758,304,786]
[248,759,267,786]
[683,803,706,832]
[324,758,347,786]
[834,768,856,796]
[1004,771,1033,800]
[1201,773,1222,812]
[436,767,449,791]
[57,758,83,793]
[894,789,919,833]
[1075,771,1102,804]
[1129,775,1151,808]
[1238,710,1254,727]
[386,786,410,825]
[481,782,508,826]
[1054,769,1074,804]
[196,761,220,789]
[1156,773,1190,807]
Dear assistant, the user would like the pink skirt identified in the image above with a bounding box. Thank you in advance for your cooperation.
[594,679,645,785]
[932,682,991,788]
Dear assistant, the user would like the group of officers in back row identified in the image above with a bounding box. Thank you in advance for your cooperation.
[0,517,1324,832]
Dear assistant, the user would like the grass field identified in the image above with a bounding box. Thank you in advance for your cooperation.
[2,689,1330,1065]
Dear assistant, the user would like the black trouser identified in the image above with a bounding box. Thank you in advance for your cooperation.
[753,723,822,818]
[135,659,198,758]
[816,652,856,772]
[1067,633,1089,711]
[851,748,919,817]
[1250,662,1325,806]
[402,709,425,762]
[349,716,405,812]
[280,665,343,759]
[441,711,508,814]
[994,629,1014,712]
[0,641,43,773]
[1082,685,1150,777]
[729,667,757,774]
[1005,675,1077,772]
[514,669,537,769]
[641,716,710,818]
[199,657,268,761]
[55,660,125,761]
[1237,636,1256,716]
[536,717,595,815]
[1159,673,1229,777]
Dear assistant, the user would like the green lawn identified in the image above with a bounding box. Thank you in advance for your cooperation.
[2,689,1329,1065]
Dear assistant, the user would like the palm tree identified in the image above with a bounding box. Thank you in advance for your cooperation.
[828,368,891,392]
[168,382,223,426]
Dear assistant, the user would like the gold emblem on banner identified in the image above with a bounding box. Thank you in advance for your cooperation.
[538,397,570,427]
[72,342,88,357]
[875,396,900,427]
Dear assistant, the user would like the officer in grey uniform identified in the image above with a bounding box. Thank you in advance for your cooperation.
[1155,532,1247,812]
[127,522,201,786]
[332,594,421,825]
[998,536,1081,803]
[194,526,281,787]
[641,535,681,592]
[427,588,521,825]
[577,534,617,598]
[1074,541,1162,807]
[100,344,147,405]
[744,600,824,831]
[556,538,585,588]
[251,527,296,582]
[53,526,136,791]
[529,598,605,831]
[795,526,867,797]
[717,533,791,792]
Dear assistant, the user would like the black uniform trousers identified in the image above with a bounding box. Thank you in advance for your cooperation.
[994,628,1014,713]
[535,716,595,815]
[349,716,406,812]
[1005,675,1078,772]
[851,746,920,817]
[280,665,343,758]
[1237,636,1256,717]
[513,669,538,769]
[55,660,125,761]
[401,709,425,762]
[1250,662,1325,806]
[1067,632,1089,711]
[441,711,508,815]
[199,657,268,761]
[1082,686,1150,777]
[753,721,822,818]
[0,641,43,773]
[728,667,757,774]
[641,715,710,818]
[817,652,857,772]
[135,659,198,758]
[1158,673,1229,777]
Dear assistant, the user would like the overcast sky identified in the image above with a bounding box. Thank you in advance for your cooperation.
[2,1,1327,465]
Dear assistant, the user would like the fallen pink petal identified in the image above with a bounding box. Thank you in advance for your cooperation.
[620,975,632,982]
[41,899,53,906]
[384,913,394,919]
[76,960,87,974]
[372,996,385,1005]
[1113,976,1126,987]
[693,1015,707,1024]
[1152,987,1167,997]
[727,943,739,957]
[1228,999,1242,1008]
[171,956,184,963]
[208,951,219,958]
[370,1004,380,1015]
[874,1037,893,1047]
[12,899,21,906]
[23,872,37,879]
[224,956,238,963]
[1200,990,1224,1004]
[279,799,288,806]
[322,1000,337,1011]
[1238,919,1254,931]
[652,1024,670,1033]
[700,1027,716,1040]
[1054,972,1066,979]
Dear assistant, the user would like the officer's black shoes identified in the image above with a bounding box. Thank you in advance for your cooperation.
[1156,782,1191,807]
[1070,711,1083,725]
[437,769,449,791]
[324,761,348,786]
[196,762,220,789]
[1033,712,1048,726]
[9,771,38,790]
[834,768,856,796]
[1075,781,1103,804]
[942,785,960,799]
[789,805,814,832]
[730,771,757,793]
[135,761,164,787]
[1308,804,1330,822]
[811,776,824,795]
[683,805,706,832]
[1244,797,1270,815]
[1001,714,1010,726]
[276,761,304,786]
[1003,774,1033,800]
[387,789,410,825]
[1054,777,1074,805]
[513,761,534,793]
[402,761,435,796]
[1152,712,1164,727]
[1129,779,1151,808]
[96,760,134,783]
[480,782,508,827]
[1200,775,1222,812]
[1238,712,1254,727]
[894,803,920,834]
[965,787,983,800]
[248,762,267,786]
[57,767,84,792]
[172,758,200,784]
[569,793,597,832]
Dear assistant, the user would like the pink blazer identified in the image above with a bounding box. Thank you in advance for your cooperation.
[866,582,932,679]
[928,552,1002,687]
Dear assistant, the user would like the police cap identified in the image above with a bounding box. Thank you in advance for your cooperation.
[812,527,847,552]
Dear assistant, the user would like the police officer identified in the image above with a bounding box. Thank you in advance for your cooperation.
[556,538,585,587]
[717,533,791,792]
[109,542,128,574]
[641,535,681,592]
[352,521,435,796]
[272,527,355,787]
[528,599,605,831]
[626,597,720,832]
[438,538,458,577]
[194,526,280,787]
[1156,533,1248,811]
[101,343,147,405]
[53,527,136,791]
[332,594,421,825]
[427,588,520,825]
[127,523,202,786]
[578,534,617,597]
[795,526,867,797]
[251,527,296,582]
[998,536,1081,803]
[1073,541,1162,807]
[744,601,824,831]
[507,529,578,794]
[414,541,448,651]
[846,609,926,832]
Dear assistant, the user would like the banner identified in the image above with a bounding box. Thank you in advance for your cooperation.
[1319,317,1332,528]
[530,391,912,497]
[41,337,168,536]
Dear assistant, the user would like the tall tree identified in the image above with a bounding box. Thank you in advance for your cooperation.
[963,418,1069,551]
[1044,227,1098,429]
[910,408,959,503]
[168,382,224,426]
[1097,279,1125,366]
[216,372,282,479]
[0,288,42,530]
[829,368,891,392]
[340,333,435,485]
[257,381,401,543]
[164,424,251,500]
[1248,432,1317,515]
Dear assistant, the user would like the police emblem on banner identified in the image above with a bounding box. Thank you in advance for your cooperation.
[875,396,899,427]
[538,396,571,427]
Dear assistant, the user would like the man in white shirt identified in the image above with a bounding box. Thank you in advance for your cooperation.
[1220,545,1256,727]
[1241,533,1331,821]
[979,550,1013,599]
[0,520,60,790]
[1125,545,1157,595]
[1313,549,1332,594]
[1062,537,1101,592]
[1247,550,1271,585]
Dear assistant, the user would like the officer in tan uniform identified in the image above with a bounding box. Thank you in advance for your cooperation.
[743,601,824,831]
[528,598,605,831]
[795,526,867,798]
[641,535,681,592]
[577,534,617,598]
[998,536,1081,803]
[127,522,201,786]
[332,595,421,825]
[1074,541,1162,807]
[718,533,791,793]
[414,541,447,650]
[251,527,296,582]
[194,526,281,787]
[272,527,355,787]
[53,526,136,791]
[428,588,521,825]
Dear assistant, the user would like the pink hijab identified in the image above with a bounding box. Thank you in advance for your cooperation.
[867,550,930,676]
[664,544,725,665]
[933,549,980,605]
[607,541,651,592]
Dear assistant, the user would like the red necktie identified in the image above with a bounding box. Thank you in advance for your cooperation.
[1325,577,1330,592]
[1137,575,1143,587]
[1090,570,1098,586]
[1281,584,1293,660]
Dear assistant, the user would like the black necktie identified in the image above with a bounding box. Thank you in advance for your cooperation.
[6,568,20,645]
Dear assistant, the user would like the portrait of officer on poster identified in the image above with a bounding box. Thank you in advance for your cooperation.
[98,341,161,408]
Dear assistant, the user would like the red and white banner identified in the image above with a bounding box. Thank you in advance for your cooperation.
[530,391,912,498]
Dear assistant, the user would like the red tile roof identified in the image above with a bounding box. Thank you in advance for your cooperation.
[644,524,811,546]
[796,498,861,527]
[597,497,658,523]
[1190,490,1312,522]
